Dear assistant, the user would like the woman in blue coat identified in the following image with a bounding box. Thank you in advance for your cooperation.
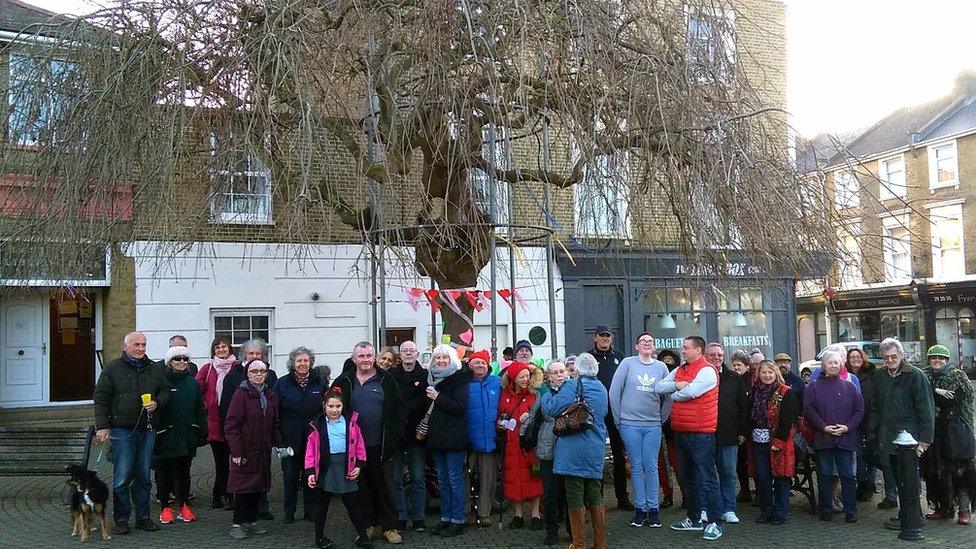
[273,347,329,523]
[542,353,608,549]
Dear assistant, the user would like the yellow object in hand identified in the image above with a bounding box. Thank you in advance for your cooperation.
[141,393,152,406]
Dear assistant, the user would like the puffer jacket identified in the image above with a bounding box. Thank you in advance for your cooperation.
[93,355,172,430]
[542,376,609,479]
[303,412,367,481]
[467,373,501,453]
[153,368,207,460]
[522,386,559,461]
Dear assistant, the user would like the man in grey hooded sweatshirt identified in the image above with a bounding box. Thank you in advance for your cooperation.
[609,332,672,528]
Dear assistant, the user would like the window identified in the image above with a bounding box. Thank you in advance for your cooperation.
[575,152,629,237]
[469,125,513,228]
[643,287,704,351]
[880,156,907,200]
[212,309,273,358]
[717,288,773,357]
[686,7,736,83]
[881,214,912,282]
[928,141,958,190]
[7,54,78,146]
[833,169,859,209]
[929,204,965,278]
[839,227,862,288]
[210,133,272,224]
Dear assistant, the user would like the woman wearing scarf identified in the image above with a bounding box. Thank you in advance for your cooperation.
[225,359,281,539]
[749,360,800,525]
[274,347,330,523]
[195,336,238,509]
[425,344,473,537]
[920,344,976,525]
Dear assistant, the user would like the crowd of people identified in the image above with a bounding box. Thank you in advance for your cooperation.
[90,327,976,547]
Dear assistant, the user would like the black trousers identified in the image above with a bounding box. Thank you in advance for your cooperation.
[233,492,261,525]
[540,459,567,535]
[891,448,924,534]
[737,441,751,496]
[314,490,367,542]
[605,417,629,504]
[359,445,398,531]
[155,455,192,506]
[281,453,314,517]
[210,441,230,501]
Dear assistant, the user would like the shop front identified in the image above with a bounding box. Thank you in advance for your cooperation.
[919,282,976,370]
[559,251,797,359]
[828,284,925,365]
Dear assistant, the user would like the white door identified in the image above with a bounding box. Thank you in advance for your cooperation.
[0,296,47,406]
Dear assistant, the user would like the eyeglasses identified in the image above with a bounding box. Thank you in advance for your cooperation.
[248,369,269,374]
[637,339,654,344]
[171,356,189,362]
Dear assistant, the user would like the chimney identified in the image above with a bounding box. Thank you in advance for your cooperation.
[954,70,976,97]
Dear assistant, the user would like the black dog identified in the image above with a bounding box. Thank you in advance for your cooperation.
[66,463,111,542]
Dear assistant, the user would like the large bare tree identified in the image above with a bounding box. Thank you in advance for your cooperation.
[1,0,834,338]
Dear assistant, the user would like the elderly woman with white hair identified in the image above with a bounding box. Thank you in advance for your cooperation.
[274,346,330,523]
[424,344,473,538]
[543,353,609,549]
[803,348,864,522]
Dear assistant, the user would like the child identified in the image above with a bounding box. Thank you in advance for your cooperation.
[305,388,370,549]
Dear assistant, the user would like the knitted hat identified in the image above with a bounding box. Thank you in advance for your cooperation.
[165,346,190,365]
[926,344,951,359]
[515,339,533,354]
[468,349,491,366]
[506,361,532,383]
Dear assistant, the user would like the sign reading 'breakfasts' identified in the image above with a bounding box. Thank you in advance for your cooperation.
[722,334,771,348]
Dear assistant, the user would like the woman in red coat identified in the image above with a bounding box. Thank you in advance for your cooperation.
[497,361,544,530]
[748,360,799,525]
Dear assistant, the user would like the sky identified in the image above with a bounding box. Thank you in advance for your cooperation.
[22,0,976,139]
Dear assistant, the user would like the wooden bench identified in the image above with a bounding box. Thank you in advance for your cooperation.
[0,425,95,476]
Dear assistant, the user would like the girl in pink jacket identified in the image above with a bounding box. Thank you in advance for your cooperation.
[305,388,369,548]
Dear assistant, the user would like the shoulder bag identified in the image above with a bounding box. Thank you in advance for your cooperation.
[553,379,595,437]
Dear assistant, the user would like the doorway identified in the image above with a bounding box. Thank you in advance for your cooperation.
[384,328,416,350]
[49,293,96,402]
[0,295,47,406]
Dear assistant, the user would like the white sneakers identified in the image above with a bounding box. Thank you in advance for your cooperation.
[721,511,740,524]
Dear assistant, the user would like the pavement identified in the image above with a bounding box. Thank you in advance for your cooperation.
[1,454,974,548]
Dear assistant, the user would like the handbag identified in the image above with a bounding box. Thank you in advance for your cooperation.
[415,401,436,441]
[553,379,595,437]
[520,407,543,450]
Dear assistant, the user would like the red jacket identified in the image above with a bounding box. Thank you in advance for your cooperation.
[670,357,719,434]
[498,387,542,502]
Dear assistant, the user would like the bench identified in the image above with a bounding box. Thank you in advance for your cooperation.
[791,450,817,513]
[0,425,95,476]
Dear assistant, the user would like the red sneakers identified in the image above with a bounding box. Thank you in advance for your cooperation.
[958,510,970,526]
[159,507,176,524]
[178,505,197,523]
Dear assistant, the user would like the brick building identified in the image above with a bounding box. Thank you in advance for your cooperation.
[1,0,791,409]
[797,71,976,366]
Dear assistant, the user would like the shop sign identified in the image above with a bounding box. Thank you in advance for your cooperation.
[920,284,976,307]
[654,337,686,350]
[831,291,917,311]
[722,335,771,348]
[674,262,763,277]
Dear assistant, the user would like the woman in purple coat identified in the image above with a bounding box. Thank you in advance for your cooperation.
[225,359,281,540]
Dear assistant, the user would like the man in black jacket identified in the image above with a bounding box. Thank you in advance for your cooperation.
[332,341,406,544]
[389,340,429,531]
[706,343,750,523]
[93,331,172,535]
[589,324,631,510]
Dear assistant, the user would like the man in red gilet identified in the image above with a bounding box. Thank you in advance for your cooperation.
[654,336,723,541]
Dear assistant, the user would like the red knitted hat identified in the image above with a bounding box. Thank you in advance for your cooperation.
[506,361,531,382]
[468,349,491,365]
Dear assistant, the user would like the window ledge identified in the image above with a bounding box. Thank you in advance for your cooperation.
[210,216,274,226]
[929,181,960,192]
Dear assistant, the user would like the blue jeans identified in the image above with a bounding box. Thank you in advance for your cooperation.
[881,461,898,501]
[109,427,155,523]
[753,443,790,519]
[715,445,739,515]
[675,432,721,524]
[817,448,857,515]
[434,450,467,524]
[394,445,427,522]
[619,424,662,511]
